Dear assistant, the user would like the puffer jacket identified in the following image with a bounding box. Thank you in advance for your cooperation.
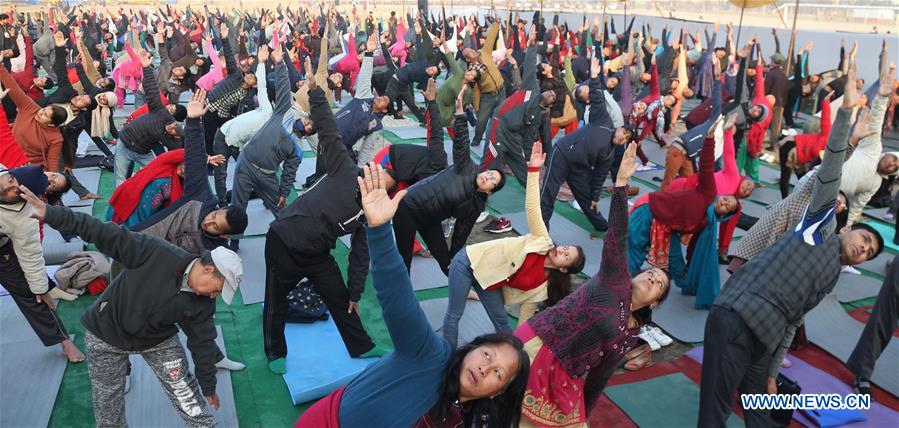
[402,114,486,255]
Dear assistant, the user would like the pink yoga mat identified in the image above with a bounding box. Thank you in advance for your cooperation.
[686,347,898,427]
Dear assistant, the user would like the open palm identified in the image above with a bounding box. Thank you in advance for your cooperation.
[357,163,406,227]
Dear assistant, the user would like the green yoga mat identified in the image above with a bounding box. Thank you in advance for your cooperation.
[487,187,526,214]
[863,222,899,252]
[604,373,744,428]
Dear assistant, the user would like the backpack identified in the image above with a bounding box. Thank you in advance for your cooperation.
[286,278,329,324]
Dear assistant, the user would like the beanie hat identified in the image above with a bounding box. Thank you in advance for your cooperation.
[42,77,55,90]
[771,53,785,65]
[7,165,49,196]
[172,104,187,122]
[101,91,118,107]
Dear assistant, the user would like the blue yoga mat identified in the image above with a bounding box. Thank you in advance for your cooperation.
[863,222,899,252]
[282,318,378,405]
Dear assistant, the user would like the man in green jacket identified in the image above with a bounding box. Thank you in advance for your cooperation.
[20,187,243,427]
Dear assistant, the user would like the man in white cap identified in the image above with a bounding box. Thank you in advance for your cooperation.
[19,186,242,427]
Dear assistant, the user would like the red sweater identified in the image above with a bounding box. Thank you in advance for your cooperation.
[0,64,63,172]
[647,135,717,234]
[10,36,43,102]
[794,100,832,164]
[745,64,774,157]
[486,253,548,291]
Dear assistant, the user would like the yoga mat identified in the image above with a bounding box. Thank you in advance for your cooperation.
[380,116,420,129]
[757,165,792,186]
[383,126,426,141]
[833,272,885,303]
[336,234,447,290]
[863,207,892,222]
[651,266,732,343]
[857,252,891,277]
[281,317,378,404]
[640,142,669,166]
[605,372,743,428]
[419,298,495,346]
[746,186,782,207]
[738,200,769,219]
[125,327,238,427]
[77,132,109,157]
[686,347,899,427]
[206,160,236,191]
[487,187,526,214]
[861,222,899,252]
[234,237,267,305]
[62,167,102,207]
[292,156,319,191]
[0,296,69,428]
[504,211,604,276]
[634,166,665,183]
[241,199,275,237]
[42,226,85,265]
[805,294,899,397]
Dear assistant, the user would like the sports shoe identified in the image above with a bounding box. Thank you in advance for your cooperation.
[852,377,871,396]
[215,357,246,371]
[884,212,895,220]
[638,326,661,351]
[841,266,861,275]
[781,128,798,137]
[476,211,489,223]
[647,326,673,347]
[484,217,512,234]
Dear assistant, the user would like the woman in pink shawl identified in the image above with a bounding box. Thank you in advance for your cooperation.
[111,40,143,109]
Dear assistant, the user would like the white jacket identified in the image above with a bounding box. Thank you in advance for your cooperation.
[222,64,271,150]
[0,164,49,295]
[839,93,890,226]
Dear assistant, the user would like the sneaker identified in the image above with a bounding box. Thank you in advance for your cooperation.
[484,217,512,234]
[476,211,489,224]
[98,156,114,171]
[852,377,871,396]
[648,326,673,347]
[781,128,798,137]
[215,357,247,371]
[884,212,895,220]
[638,326,661,351]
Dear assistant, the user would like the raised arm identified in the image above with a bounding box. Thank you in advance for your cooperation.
[0,58,39,113]
[142,64,165,113]
[525,143,549,238]
[806,85,853,222]
[697,132,718,198]
[354,52,374,98]
[521,44,539,92]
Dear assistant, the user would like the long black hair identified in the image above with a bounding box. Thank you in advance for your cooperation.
[435,333,530,427]
[545,245,586,307]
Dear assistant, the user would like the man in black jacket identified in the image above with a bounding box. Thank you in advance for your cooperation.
[479,43,556,187]
[20,187,243,427]
[114,51,183,185]
[541,58,634,232]
[392,86,505,275]
[384,26,440,122]
[263,81,384,375]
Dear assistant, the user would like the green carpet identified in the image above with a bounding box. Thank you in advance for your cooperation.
[605,373,744,428]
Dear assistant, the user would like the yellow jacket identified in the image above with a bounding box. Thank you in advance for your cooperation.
[466,169,553,311]
[472,22,505,110]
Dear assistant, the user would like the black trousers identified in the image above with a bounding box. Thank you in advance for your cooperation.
[847,254,899,379]
[540,147,610,232]
[385,79,425,123]
[778,140,797,199]
[0,241,69,346]
[699,305,773,428]
[262,231,374,361]
[203,112,228,155]
[212,130,241,205]
[392,201,452,276]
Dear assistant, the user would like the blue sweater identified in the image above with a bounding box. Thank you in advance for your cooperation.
[339,223,453,426]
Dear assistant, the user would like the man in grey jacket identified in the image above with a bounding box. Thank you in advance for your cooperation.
[698,63,885,427]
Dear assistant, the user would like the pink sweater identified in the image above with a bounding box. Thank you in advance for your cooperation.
[195,41,226,92]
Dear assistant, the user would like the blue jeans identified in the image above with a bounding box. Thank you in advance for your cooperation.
[443,249,512,349]
[114,143,155,186]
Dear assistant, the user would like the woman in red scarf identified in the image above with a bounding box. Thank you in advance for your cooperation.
[106,149,186,227]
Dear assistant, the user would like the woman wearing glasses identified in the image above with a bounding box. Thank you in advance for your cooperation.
[391,88,506,277]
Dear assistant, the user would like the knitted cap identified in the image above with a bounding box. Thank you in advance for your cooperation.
[7,165,49,196]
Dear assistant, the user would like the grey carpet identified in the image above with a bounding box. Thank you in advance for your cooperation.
[206,161,236,191]
[863,207,892,222]
[746,186,782,206]
[292,157,319,191]
[652,266,732,343]
[805,294,899,397]
[125,326,238,427]
[385,125,426,140]
[640,142,669,165]
[43,226,85,265]
[241,199,275,237]
[634,166,665,184]
[833,272,885,303]
[419,298,494,346]
[0,297,69,428]
[739,200,769,218]
[503,211,604,275]
[757,165,793,186]
[63,167,102,207]
[857,252,892,277]
[234,238,267,305]
[337,234,446,290]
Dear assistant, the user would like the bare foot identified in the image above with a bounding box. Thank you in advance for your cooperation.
[781,357,792,368]
[466,290,480,301]
[80,192,102,200]
[61,339,85,363]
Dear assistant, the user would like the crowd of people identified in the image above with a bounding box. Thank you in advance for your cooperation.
[0,2,897,426]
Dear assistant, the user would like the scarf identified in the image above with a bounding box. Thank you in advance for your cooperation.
[108,149,185,224]
[90,92,116,138]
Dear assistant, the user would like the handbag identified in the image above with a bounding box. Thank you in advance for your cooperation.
[770,374,801,427]
[286,278,329,324]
